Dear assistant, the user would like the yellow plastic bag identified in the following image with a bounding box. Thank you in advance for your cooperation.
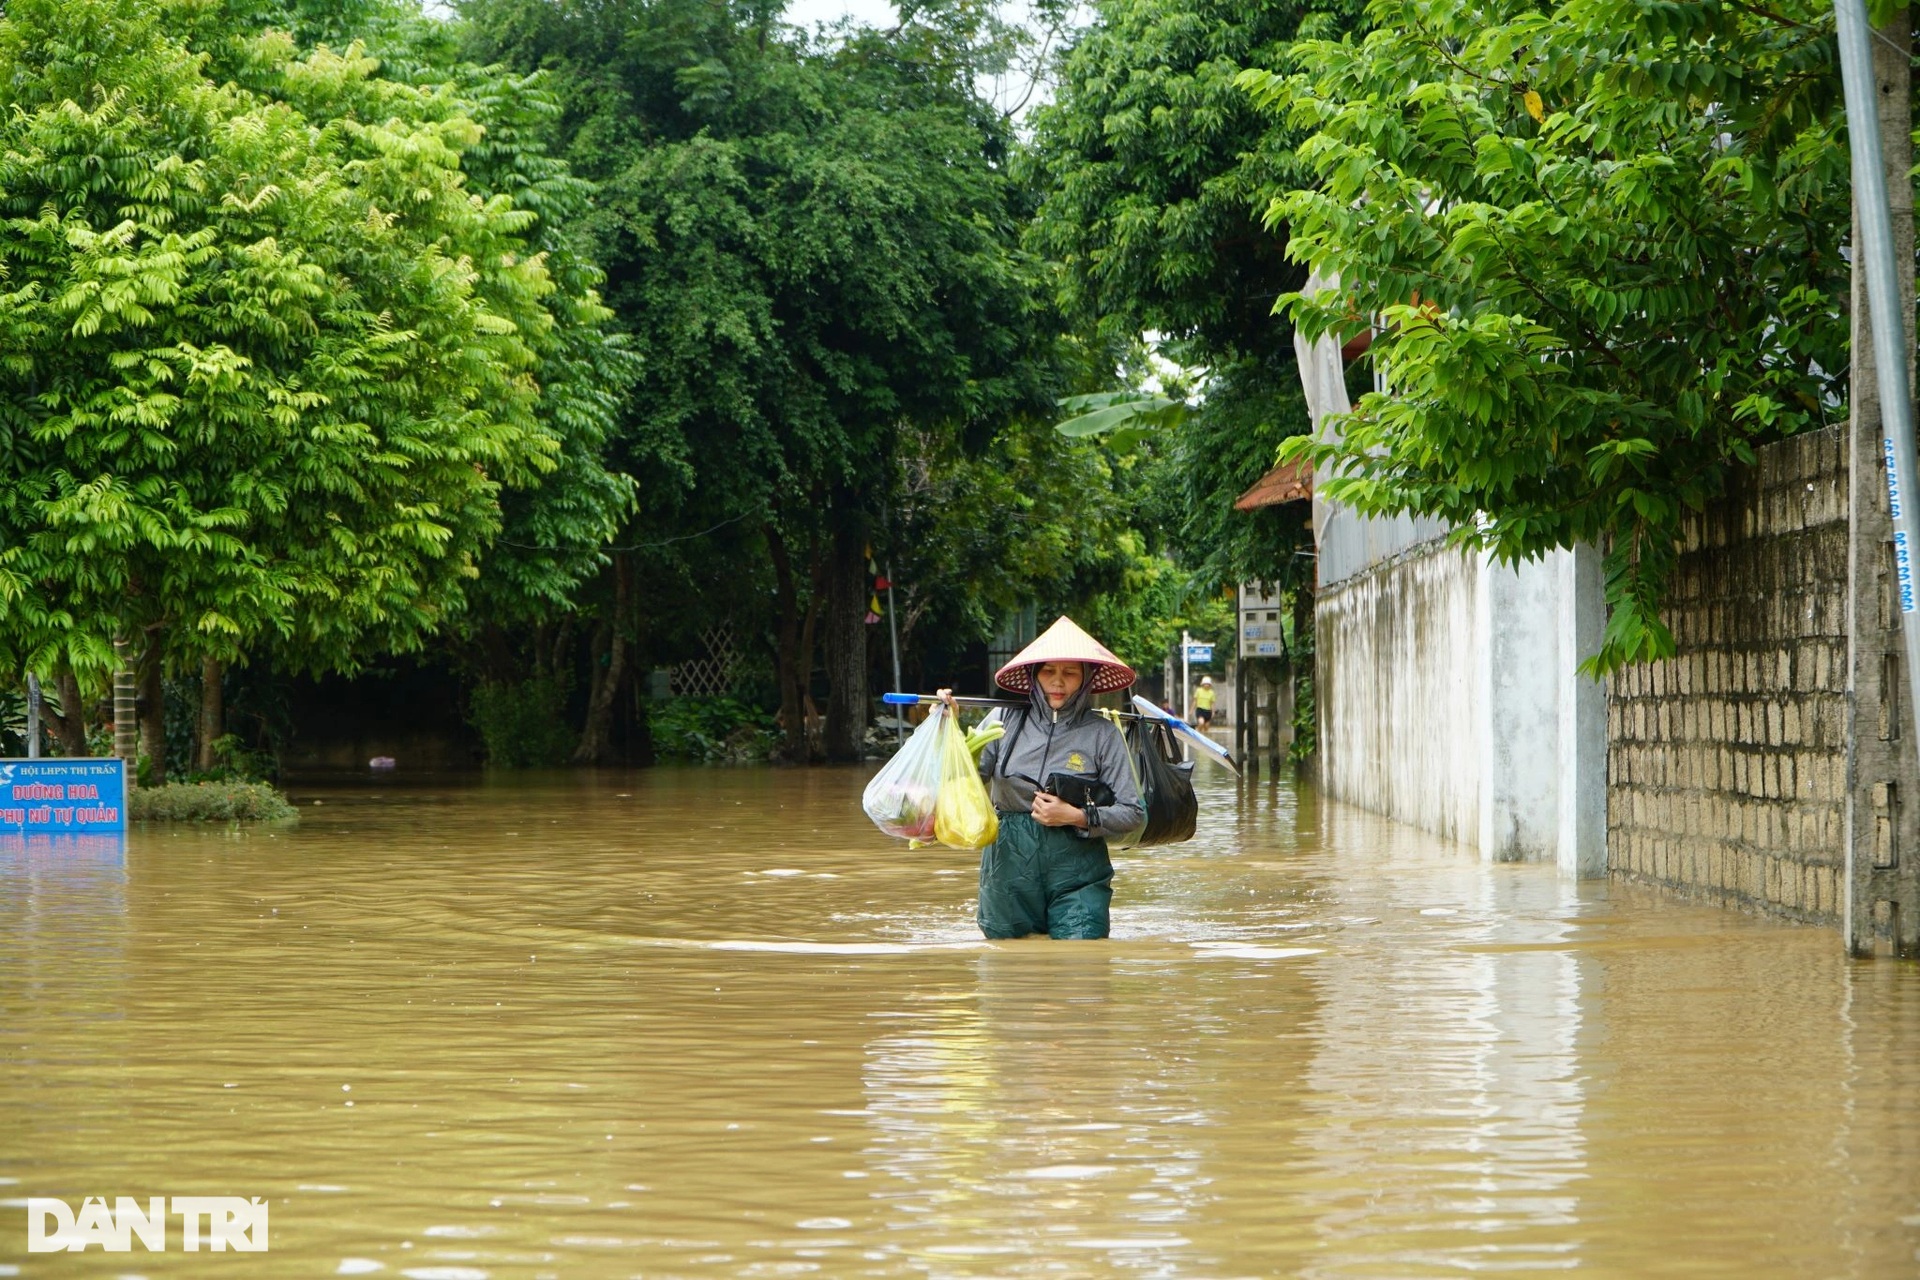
[933,708,999,850]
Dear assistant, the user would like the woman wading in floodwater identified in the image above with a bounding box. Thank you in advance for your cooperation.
[940,617,1144,940]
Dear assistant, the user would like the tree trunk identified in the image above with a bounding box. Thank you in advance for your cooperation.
[823,524,869,762]
[767,524,809,764]
[574,556,631,765]
[550,619,573,684]
[45,666,90,756]
[798,547,831,758]
[197,655,224,773]
[529,623,550,681]
[112,638,139,780]
[630,667,655,767]
[137,635,167,786]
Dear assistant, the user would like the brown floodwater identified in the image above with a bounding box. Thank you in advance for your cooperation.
[2,764,1919,1279]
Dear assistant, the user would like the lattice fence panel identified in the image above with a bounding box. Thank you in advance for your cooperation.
[670,627,741,697]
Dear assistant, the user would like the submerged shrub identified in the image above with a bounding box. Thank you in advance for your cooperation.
[469,676,575,768]
[130,781,298,823]
[647,697,778,764]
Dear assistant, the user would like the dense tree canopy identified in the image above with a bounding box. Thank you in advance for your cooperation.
[1025,0,1349,356]
[0,0,631,774]
[15,0,1811,771]
[1023,0,1360,600]
[462,0,1065,759]
[1245,0,1850,670]
[0,0,1364,773]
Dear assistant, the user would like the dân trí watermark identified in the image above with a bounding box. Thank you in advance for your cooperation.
[27,1196,268,1252]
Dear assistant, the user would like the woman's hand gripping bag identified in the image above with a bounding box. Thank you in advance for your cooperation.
[933,710,999,850]
[862,706,947,842]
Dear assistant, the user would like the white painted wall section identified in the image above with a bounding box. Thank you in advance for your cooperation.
[1478,556,1563,862]
[1556,544,1609,877]
[1315,545,1483,848]
[1293,268,1607,873]
[1315,539,1608,874]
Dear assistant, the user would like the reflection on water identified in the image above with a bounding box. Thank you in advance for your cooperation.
[1293,809,1589,1277]
[1,766,1917,1278]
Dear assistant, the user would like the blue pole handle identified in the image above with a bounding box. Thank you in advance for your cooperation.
[882,692,921,705]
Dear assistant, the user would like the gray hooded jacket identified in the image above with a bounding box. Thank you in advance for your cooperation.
[975,677,1145,841]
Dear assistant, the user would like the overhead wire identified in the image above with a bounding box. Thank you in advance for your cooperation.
[496,511,752,554]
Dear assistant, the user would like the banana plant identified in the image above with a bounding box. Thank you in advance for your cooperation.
[1053,391,1190,453]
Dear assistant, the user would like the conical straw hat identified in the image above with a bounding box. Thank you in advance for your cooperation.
[995,616,1136,694]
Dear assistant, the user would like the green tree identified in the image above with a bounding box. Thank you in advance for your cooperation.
[463,0,1055,762]
[193,0,641,641]
[1243,0,1849,671]
[1025,0,1350,362]
[200,0,643,763]
[0,0,630,773]
[1024,0,1356,592]
[886,413,1152,684]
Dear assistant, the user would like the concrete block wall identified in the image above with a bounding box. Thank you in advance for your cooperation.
[1607,426,1851,922]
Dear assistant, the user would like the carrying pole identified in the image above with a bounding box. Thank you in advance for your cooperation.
[1837,0,1920,743]
[882,692,1149,719]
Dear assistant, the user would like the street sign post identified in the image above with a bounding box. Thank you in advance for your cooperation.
[1179,631,1214,721]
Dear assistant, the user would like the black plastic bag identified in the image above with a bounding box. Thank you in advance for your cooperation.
[1126,719,1197,846]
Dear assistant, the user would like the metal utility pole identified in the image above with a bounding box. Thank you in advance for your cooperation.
[1839,0,1920,955]
[886,564,904,745]
[1181,628,1192,722]
[1838,0,1920,714]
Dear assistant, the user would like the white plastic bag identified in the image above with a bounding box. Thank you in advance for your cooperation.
[862,705,948,842]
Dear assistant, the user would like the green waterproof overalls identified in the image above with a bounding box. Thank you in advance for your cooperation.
[977,812,1114,940]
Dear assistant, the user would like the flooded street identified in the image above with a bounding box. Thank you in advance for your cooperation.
[4,765,1920,1279]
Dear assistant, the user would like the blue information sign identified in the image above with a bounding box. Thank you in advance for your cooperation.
[1184,643,1214,664]
[0,758,127,834]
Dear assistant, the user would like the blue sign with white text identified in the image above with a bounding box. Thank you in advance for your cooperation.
[1185,644,1214,664]
[0,758,126,833]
